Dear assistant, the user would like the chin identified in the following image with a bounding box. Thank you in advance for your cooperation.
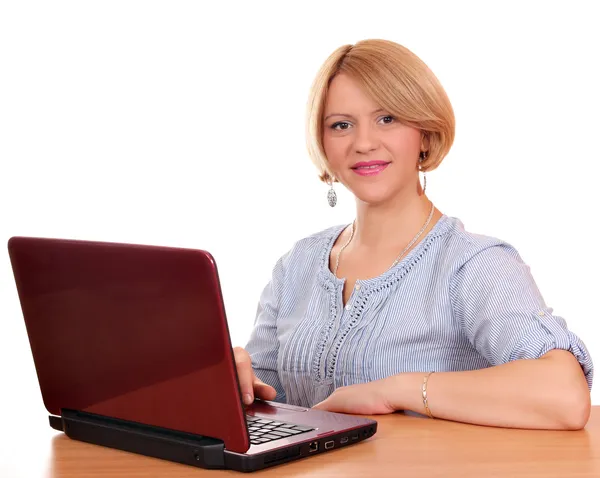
[351,188,396,207]
[343,170,409,204]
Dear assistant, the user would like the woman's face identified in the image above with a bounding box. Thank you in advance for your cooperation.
[322,73,424,206]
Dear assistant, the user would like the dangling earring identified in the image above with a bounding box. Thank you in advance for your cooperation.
[326,177,337,207]
[419,152,427,194]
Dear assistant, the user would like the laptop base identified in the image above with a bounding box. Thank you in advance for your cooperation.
[52,410,226,469]
[49,409,377,472]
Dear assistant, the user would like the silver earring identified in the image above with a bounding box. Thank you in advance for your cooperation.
[419,152,427,194]
[327,178,337,207]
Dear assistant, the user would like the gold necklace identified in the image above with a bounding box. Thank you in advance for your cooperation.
[333,201,435,277]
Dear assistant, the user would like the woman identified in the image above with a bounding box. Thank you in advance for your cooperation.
[233,39,593,430]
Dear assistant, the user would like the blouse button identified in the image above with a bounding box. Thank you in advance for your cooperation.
[355,284,361,291]
[345,304,352,311]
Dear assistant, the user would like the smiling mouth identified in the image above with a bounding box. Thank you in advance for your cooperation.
[351,161,390,176]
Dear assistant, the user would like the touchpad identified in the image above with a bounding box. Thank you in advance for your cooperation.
[248,400,308,415]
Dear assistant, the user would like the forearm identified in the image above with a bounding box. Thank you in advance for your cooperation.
[386,350,591,430]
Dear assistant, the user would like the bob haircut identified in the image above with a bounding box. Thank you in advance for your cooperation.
[306,39,455,183]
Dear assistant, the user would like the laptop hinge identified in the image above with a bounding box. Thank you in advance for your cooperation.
[55,409,225,469]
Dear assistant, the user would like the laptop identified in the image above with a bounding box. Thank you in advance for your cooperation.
[7,236,377,472]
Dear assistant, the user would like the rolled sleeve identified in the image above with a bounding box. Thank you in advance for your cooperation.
[245,254,287,402]
[450,243,594,390]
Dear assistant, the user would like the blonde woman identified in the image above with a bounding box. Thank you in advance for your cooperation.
[233,39,593,430]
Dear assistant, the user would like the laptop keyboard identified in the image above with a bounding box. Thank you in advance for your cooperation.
[246,415,314,445]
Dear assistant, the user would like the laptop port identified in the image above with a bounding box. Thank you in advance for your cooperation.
[264,446,301,465]
[309,441,319,453]
[324,441,334,450]
[340,436,349,444]
[351,433,359,441]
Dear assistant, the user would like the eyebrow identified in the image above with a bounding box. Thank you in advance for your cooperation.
[324,108,385,122]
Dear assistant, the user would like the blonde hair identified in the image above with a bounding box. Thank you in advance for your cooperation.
[306,39,455,183]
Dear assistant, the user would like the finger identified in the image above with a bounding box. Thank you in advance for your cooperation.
[253,378,277,401]
[233,347,255,405]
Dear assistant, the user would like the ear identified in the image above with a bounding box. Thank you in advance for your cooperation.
[321,170,337,184]
[420,132,430,153]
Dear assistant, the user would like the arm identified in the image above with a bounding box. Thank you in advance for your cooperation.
[316,244,593,430]
[241,254,287,403]
[438,244,592,429]
[385,348,591,430]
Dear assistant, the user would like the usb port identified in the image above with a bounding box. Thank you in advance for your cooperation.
[340,436,349,444]
[324,440,334,450]
[351,433,359,441]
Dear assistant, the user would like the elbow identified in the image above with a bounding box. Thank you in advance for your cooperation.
[551,384,592,431]
[540,350,592,430]
[561,391,591,430]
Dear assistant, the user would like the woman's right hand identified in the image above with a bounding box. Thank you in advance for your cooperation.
[233,347,277,405]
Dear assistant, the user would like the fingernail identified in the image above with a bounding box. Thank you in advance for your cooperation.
[243,393,253,405]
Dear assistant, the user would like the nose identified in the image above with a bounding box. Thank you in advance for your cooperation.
[353,123,378,154]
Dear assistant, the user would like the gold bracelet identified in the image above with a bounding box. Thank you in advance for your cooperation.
[422,371,435,418]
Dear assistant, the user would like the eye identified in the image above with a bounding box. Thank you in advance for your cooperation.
[379,115,395,125]
[331,121,351,131]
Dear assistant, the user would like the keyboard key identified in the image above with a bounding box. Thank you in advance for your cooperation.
[283,428,304,435]
[292,425,313,432]
[273,427,297,433]
[246,414,314,445]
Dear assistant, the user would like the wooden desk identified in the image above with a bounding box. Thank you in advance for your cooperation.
[10,407,600,477]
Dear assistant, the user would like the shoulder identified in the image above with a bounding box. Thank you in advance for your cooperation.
[293,223,346,250]
[277,223,346,271]
[439,215,525,269]
[438,216,535,295]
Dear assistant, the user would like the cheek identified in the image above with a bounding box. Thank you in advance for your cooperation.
[322,135,346,166]
[387,128,422,159]
[401,128,421,155]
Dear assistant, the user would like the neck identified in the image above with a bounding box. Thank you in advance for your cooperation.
[353,190,437,250]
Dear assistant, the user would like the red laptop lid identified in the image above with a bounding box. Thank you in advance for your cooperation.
[8,236,250,453]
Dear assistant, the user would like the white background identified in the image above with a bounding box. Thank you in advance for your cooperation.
[1,1,598,475]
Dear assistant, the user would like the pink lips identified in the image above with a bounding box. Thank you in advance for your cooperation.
[351,161,390,176]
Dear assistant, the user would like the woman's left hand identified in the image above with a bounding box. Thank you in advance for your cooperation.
[312,379,396,415]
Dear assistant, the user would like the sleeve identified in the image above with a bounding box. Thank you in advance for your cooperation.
[449,243,594,390]
[245,254,287,402]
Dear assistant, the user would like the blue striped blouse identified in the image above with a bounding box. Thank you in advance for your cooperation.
[245,215,594,408]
